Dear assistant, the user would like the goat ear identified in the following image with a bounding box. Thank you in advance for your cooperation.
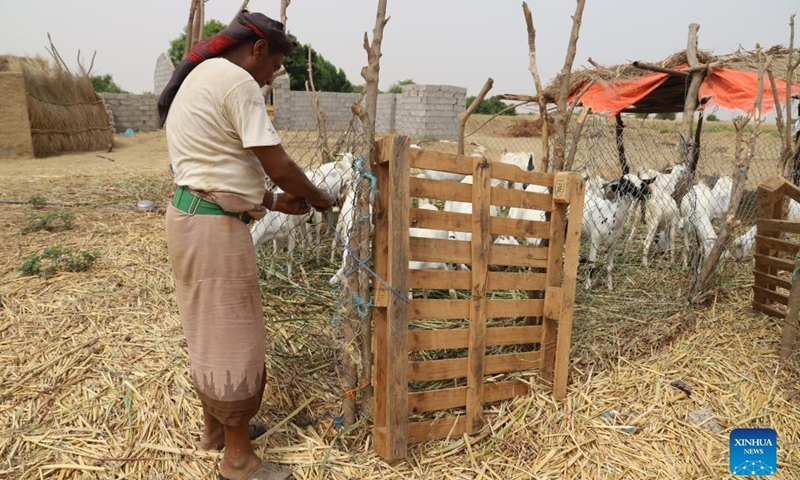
[643,177,657,185]
[527,154,534,172]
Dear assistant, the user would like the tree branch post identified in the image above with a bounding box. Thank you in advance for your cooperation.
[550,0,587,172]
[305,45,331,162]
[522,2,550,171]
[280,0,291,28]
[680,23,705,178]
[458,78,493,155]
[688,50,766,302]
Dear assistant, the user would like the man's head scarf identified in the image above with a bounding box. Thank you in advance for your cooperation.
[157,9,295,127]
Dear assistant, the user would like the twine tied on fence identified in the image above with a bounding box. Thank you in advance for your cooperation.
[793,252,800,286]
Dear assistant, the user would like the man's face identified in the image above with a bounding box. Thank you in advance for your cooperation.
[250,40,284,87]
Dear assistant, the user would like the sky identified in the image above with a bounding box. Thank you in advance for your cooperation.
[1,0,798,108]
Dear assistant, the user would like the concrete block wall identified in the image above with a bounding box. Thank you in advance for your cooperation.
[100,94,160,133]
[153,52,175,96]
[396,84,466,140]
[272,82,464,140]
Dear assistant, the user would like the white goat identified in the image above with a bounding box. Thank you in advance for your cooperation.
[443,175,501,242]
[251,199,304,278]
[508,183,549,246]
[680,176,733,267]
[301,154,353,259]
[409,203,457,300]
[581,175,648,290]
[639,163,688,266]
[724,198,800,261]
[328,182,373,285]
[499,152,535,190]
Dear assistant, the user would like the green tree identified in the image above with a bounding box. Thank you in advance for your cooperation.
[90,74,127,94]
[387,79,415,93]
[707,114,719,121]
[655,112,676,121]
[168,19,227,66]
[466,96,516,116]
[282,34,354,92]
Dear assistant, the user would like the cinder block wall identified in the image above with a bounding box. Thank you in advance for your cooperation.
[153,52,175,96]
[100,94,159,133]
[100,77,466,140]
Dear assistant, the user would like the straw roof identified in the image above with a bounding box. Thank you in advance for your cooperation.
[540,45,800,112]
[0,149,798,479]
[0,55,113,157]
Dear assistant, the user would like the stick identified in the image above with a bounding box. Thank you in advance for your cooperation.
[280,0,291,29]
[458,78,493,155]
[522,2,552,171]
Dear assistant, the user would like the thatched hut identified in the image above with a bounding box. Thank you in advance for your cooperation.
[0,55,114,158]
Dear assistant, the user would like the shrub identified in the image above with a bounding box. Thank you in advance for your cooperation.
[20,245,100,278]
[707,114,719,121]
[21,210,74,234]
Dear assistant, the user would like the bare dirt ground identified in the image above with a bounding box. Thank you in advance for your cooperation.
[0,121,799,479]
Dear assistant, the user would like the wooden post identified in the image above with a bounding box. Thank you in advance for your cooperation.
[680,23,705,174]
[780,256,800,361]
[458,78,493,155]
[540,174,568,385]
[522,2,549,171]
[614,113,629,175]
[552,172,584,398]
[466,156,491,433]
[372,135,410,462]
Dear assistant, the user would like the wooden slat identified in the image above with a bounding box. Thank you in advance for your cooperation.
[409,269,471,290]
[407,379,529,414]
[409,299,544,320]
[409,207,470,233]
[410,206,550,240]
[492,186,552,211]
[410,176,471,203]
[489,160,554,188]
[543,286,564,321]
[408,351,542,382]
[754,235,800,255]
[755,180,786,305]
[757,218,800,235]
[407,416,467,444]
[410,237,470,264]
[490,243,549,268]
[753,271,792,290]
[540,174,569,388]
[753,285,789,306]
[754,253,796,273]
[553,172,585,399]
[782,179,800,204]
[491,216,551,239]
[371,137,391,448]
[753,300,786,319]
[408,325,543,351]
[487,271,547,291]
[466,157,491,433]
[371,135,410,462]
[409,148,473,175]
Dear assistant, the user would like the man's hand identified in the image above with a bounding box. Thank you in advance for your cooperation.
[308,189,335,213]
[271,192,311,215]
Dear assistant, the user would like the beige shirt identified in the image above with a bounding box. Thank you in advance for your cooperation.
[166,58,281,205]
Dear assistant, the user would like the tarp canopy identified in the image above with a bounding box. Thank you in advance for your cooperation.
[573,66,800,117]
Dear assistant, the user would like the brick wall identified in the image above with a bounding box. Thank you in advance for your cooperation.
[153,52,174,96]
[100,93,159,133]
[102,70,467,140]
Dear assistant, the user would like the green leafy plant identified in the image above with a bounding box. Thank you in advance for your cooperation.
[21,210,74,234]
[27,196,47,209]
[466,96,517,116]
[20,245,100,278]
[387,78,415,94]
[91,74,128,94]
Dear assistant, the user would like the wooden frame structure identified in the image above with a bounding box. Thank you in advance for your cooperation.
[370,135,585,461]
[753,176,800,360]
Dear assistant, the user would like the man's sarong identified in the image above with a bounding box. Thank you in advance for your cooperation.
[166,204,266,426]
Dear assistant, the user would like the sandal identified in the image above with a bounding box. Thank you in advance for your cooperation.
[217,461,293,480]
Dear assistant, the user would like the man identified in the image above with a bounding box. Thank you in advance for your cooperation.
[159,10,333,480]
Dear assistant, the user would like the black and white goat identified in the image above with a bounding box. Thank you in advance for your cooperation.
[581,174,652,290]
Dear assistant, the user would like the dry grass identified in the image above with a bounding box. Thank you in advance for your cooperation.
[0,137,799,479]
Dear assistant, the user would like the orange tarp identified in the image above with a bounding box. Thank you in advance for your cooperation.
[573,67,800,117]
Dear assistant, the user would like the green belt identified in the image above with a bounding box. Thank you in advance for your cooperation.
[171,186,251,224]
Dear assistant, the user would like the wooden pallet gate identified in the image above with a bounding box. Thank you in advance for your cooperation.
[752,176,800,361]
[370,135,585,461]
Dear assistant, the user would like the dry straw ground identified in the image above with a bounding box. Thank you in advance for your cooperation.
[0,124,799,479]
